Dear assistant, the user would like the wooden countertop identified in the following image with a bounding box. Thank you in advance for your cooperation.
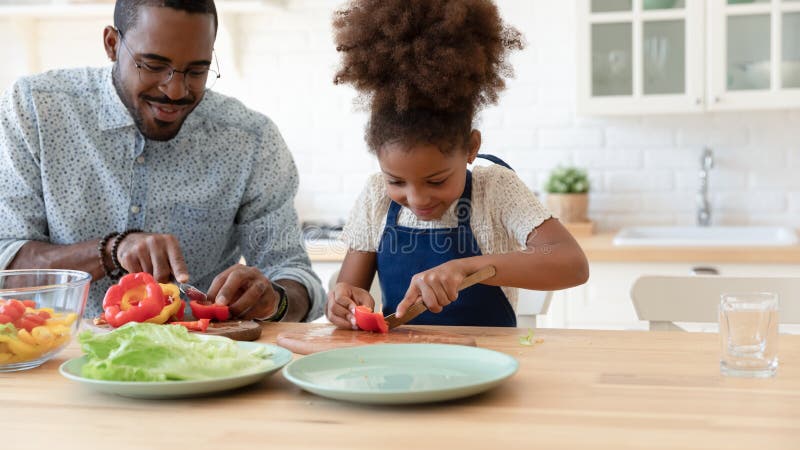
[578,232,800,263]
[307,233,800,264]
[3,323,799,449]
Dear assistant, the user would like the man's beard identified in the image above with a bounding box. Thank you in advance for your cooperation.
[111,64,198,142]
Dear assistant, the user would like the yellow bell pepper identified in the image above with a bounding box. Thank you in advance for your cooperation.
[144,283,184,324]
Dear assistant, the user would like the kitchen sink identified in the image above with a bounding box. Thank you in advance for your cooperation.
[613,226,798,247]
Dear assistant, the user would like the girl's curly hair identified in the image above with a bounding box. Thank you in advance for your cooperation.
[333,0,524,154]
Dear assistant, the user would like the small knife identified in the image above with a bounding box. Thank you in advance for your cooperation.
[384,265,497,329]
[176,281,208,302]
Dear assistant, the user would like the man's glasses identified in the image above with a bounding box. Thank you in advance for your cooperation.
[117,29,220,91]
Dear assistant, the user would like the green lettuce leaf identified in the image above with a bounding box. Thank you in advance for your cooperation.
[78,322,272,381]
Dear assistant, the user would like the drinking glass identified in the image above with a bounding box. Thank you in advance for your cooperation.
[719,292,779,378]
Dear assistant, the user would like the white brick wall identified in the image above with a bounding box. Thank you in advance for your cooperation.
[1,0,799,230]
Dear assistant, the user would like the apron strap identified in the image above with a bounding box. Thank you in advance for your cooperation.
[386,198,403,225]
[476,153,514,171]
[456,171,473,226]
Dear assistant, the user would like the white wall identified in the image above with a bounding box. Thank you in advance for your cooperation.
[1,0,799,231]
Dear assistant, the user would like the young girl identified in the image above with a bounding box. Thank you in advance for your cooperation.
[327,0,589,328]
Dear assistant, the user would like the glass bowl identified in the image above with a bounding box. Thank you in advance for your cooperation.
[0,269,90,372]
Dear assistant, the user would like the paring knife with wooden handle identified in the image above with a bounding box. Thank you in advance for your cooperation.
[383,265,497,329]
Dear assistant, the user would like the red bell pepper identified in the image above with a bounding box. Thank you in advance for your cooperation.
[189,300,229,321]
[354,305,388,334]
[102,273,165,328]
[144,283,184,325]
[170,318,211,332]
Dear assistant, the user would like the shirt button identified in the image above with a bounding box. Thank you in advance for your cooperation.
[136,156,145,164]
[130,205,141,214]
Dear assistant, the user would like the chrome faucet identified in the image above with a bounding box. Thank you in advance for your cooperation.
[697,147,713,227]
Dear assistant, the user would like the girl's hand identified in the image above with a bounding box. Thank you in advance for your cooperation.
[396,261,468,317]
[326,282,376,330]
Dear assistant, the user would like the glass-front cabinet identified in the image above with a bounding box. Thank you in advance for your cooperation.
[708,0,800,110]
[578,0,704,114]
[578,0,800,114]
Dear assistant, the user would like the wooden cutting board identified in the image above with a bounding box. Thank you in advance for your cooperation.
[276,325,477,355]
[82,319,263,341]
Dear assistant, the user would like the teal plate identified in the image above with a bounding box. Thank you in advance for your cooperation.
[282,344,518,405]
[59,342,292,399]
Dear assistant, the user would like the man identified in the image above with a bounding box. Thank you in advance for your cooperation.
[0,0,325,322]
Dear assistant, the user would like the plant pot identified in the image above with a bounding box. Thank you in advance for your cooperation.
[546,193,588,223]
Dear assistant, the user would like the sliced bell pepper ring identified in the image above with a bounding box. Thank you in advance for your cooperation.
[170,318,210,332]
[172,301,185,321]
[144,283,184,325]
[189,300,230,321]
[354,305,388,334]
[102,273,165,328]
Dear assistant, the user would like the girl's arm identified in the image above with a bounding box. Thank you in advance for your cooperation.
[337,250,378,290]
[395,218,589,317]
[456,217,589,290]
[326,250,378,329]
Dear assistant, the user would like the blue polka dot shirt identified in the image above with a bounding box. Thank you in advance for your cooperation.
[0,66,325,320]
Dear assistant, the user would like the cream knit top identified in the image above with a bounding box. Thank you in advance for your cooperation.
[340,164,552,307]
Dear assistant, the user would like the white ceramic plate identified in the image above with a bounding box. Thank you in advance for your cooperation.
[282,343,518,405]
[59,341,291,399]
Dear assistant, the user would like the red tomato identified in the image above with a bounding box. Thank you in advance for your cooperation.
[21,300,37,309]
[0,300,25,322]
[14,313,46,332]
[354,306,389,334]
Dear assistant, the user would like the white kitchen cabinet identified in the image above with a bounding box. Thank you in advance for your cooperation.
[540,261,800,330]
[577,0,800,114]
[707,0,800,110]
[577,0,706,114]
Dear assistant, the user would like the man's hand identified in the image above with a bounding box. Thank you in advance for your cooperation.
[114,232,189,283]
[206,264,279,320]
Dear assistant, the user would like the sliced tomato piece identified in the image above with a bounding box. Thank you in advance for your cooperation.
[14,313,47,332]
[21,300,37,309]
[354,305,388,334]
[0,300,25,322]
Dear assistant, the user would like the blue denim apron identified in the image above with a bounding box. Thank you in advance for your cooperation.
[375,154,517,326]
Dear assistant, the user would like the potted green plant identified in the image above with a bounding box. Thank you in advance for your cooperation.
[544,166,590,223]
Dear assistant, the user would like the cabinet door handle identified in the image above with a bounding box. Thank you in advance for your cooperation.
[691,266,719,275]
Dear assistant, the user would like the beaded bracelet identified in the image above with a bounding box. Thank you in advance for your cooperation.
[257,282,289,322]
[97,231,120,279]
[109,228,143,279]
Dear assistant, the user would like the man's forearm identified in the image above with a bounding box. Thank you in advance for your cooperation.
[276,279,311,322]
[8,240,108,281]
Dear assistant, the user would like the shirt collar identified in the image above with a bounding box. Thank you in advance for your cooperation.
[97,66,135,131]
